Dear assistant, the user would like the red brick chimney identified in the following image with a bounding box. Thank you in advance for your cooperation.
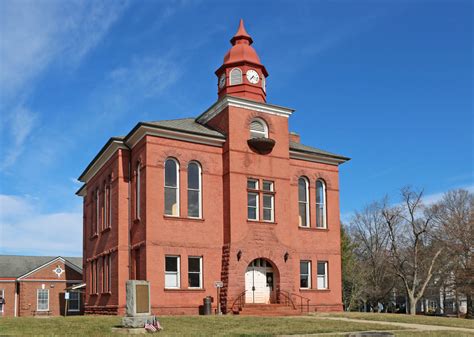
[289,131,300,143]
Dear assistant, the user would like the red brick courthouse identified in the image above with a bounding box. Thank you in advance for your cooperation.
[77,20,349,315]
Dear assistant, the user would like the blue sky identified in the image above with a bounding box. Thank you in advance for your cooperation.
[0,0,472,256]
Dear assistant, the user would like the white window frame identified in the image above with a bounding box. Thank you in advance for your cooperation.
[187,161,202,219]
[298,177,310,227]
[165,256,180,289]
[68,291,80,312]
[136,162,141,219]
[187,256,203,289]
[229,68,242,85]
[262,181,274,222]
[300,261,311,289]
[249,118,269,139]
[316,179,327,228]
[37,289,49,311]
[164,158,180,216]
[317,261,328,290]
[107,254,112,293]
[95,188,99,235]
[0,289,4,313]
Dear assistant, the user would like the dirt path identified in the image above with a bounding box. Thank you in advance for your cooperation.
[278,315,474,336]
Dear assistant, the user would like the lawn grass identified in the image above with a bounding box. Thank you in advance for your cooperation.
[320,311,474,329]
[0,315,403,336]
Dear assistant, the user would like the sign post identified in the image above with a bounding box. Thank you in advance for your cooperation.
[64,292,69,317]
[214,281,223,315]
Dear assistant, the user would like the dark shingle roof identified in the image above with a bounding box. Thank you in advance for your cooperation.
[145,118,225,138]
[0,255,82,278]
[289,141,350,160]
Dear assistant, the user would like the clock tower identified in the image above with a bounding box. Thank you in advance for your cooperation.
[215,19,268,103]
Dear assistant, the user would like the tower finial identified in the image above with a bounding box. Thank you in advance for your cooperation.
[230,19,253,45]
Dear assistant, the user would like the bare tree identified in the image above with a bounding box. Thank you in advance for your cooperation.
[350,202,394,311]
[430,189,473,318]
[382,187,443,315]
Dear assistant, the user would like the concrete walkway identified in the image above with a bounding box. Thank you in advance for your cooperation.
[278,315,474,336]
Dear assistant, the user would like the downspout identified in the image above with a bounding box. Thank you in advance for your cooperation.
[124,143,132,280]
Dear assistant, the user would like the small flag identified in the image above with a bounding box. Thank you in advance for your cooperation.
[145,323,157,332]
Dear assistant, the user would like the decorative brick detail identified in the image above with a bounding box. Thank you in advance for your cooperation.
[220,244,230,313]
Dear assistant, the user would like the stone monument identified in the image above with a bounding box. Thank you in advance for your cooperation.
[122,280,154,328]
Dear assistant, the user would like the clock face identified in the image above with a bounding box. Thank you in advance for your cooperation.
[219,74,226,88]
[246,69,260,84]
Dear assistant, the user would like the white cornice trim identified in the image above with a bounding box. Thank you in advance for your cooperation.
[197,96,294,124]
[17,257,82,280]
[80,140,127,183]
[290,150,347,166]
[126,125,225,149]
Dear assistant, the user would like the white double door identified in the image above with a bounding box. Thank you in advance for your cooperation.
[245,259,272,304]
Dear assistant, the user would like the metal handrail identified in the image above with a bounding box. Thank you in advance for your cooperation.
[276,289,297,310]
[230,290,247,313]
[290,292,311,313]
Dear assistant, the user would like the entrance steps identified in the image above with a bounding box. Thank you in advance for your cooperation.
[235,303,302,316]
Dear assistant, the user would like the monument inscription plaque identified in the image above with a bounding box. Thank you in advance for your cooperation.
[136,284,149,314]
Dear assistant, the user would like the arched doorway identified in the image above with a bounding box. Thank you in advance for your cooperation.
[245,258,278,304]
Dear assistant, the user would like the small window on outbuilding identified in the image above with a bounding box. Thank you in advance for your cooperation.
[250,119,268,139]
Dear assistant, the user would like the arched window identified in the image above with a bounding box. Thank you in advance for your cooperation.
[187,161,202,218]
[316,179,327,228]
[229,68,242,85]
[298,177,310,227]
[165,158,179,216]
[136,162,141,219]
[250,118,268,139]
[262,76,266,92]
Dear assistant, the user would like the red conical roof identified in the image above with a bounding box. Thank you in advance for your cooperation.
[230,19,253,45]
[221,19,268,76]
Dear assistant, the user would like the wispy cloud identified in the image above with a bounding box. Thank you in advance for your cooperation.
[0,0,129,169]
[0,194,82,256]
[108,55,182,99]
[0,0,129,104]
[1,105,37,170]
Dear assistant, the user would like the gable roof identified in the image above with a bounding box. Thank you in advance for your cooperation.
[0,255,82,279]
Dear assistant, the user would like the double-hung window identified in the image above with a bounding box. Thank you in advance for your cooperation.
[165,159,179,216]
[136,162,141,219]
[188,257,202,288]
[187,162,202,218]
[247,179,259,220]
[262,180,274,222]
[316,180,327,228]
[0,289,4,313]
[37,289,49,311]
[95,188,100,234]
[317,261,328,289]
[68,292,80,312]
[300,261,311,289]
[165,256,180,288]
[298,178,310,227]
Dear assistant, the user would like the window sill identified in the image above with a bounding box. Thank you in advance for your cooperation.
[89,293,99,296]
[133,218,141,225]
[247,220,277,225]
[90,234,98,240]
[100,292,112,295]
[163,216,205,222]
[101,227,111,234]
[299,288,330,292]
[298,226,328,231]
[164,288,206,292]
